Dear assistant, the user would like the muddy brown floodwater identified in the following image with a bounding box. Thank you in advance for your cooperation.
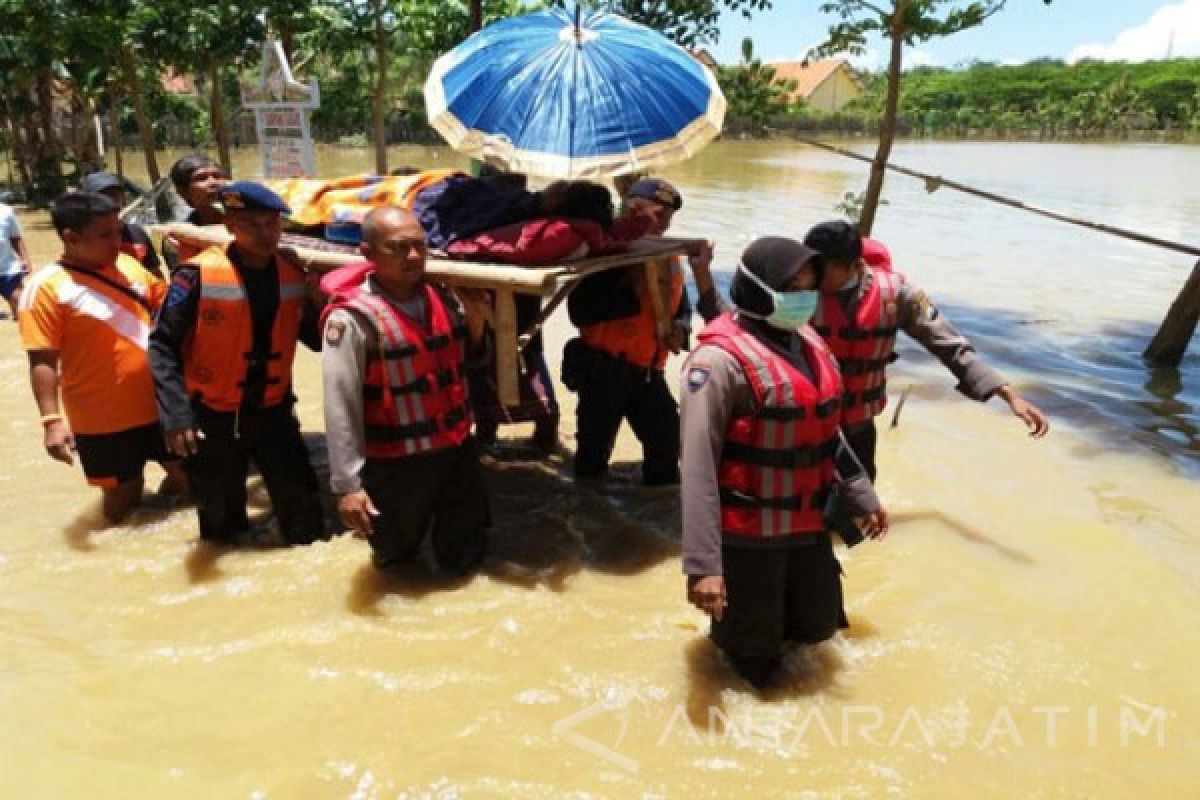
[1,140,1197,797]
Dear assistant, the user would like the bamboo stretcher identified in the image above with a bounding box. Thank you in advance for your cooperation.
[156,223,700,406]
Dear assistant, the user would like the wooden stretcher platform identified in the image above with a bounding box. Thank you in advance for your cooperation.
[156,223,700,406]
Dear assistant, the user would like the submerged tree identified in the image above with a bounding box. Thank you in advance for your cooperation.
[814,0,1053,235]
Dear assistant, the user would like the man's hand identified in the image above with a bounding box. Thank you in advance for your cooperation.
[43,420,75,465]
[456,288,493,342]
[663,324,689,354]
[686,239,714,271]
[859,509,889,540]
[338,489,380,535]
[687,574,727,621]
[165,426,205,457]
[996,385,1049,438]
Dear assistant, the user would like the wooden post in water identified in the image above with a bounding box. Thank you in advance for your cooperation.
[1144,260,1200,368]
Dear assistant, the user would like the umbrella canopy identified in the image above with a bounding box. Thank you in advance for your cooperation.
[424,6,726,179]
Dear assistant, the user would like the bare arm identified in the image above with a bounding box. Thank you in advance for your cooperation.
[12,236,32,272]
[27,350,75,465]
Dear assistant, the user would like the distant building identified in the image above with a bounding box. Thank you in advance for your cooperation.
[160,68,198,96]
[767,59,862,113]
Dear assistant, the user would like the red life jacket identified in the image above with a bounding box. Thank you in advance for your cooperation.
[698,314,844,540]
[327,278,473,458]
[318,261,373,317]
[861,237,893,272]
[812,268,902,425]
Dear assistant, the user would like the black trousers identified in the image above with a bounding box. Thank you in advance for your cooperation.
[361,440,490,575]
[185,403,324,544]
[710,536,847,687]
[571,348,680,485]
[842,419,879,482]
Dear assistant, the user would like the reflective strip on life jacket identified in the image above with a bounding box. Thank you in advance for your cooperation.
[336,283,473,458]
[812,267,901,424]
[580,259,685,370]
[697,314,844,540]
[183,246,306,411]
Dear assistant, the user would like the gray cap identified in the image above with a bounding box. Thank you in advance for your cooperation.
[81,171,123,193]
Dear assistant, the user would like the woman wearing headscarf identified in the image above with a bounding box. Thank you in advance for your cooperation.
[680,236,888,688]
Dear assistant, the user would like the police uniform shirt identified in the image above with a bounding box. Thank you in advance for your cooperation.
[149,245,321,431]
[827,268,1007,410]
[695,270,1008,411]
[322,279,490,495]
[679,321,881,578]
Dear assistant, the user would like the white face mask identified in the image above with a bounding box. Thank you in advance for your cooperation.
[736,263,819,331]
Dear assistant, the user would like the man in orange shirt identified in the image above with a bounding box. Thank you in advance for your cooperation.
[19,192,187,523]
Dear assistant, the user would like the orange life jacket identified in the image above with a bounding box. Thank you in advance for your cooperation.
[699,314,843,539]
[183,246,307,411]
[580,259,685,370]
[811,268,902,425]
[328,279,473,458]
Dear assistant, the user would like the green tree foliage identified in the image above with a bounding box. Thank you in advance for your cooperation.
[815,0,1052,235]
[555,0,773,47]
[847,58,1200,135]
[717,37,798,135]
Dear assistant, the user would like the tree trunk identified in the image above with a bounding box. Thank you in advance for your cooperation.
[33,69,66,200]
[469,0,483,33]
[2,99,33,197]
[859,1,908,236]
[108,88,125,180]
[8,99,36,198]
[371,0,389,175]
[1144,260,1200,368]
[74,92,104,174]
[121,44,160,184]
[209,59,233,177]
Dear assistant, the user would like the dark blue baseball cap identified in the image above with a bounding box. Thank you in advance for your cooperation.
[218,181,292,215]
[627,178,682,211]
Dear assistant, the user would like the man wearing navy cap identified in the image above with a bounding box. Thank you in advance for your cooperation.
[149,181,326,546]
[80,171,163,277]
[563,177,713,486]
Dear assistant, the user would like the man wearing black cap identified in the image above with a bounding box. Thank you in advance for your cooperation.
[149,181,326,546]
[803,220,1049,481]
[80,171,163,278]
[563,177,707,486]
[680,236,887,688]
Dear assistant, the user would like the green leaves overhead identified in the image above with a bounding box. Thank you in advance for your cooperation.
[553,0,773,48]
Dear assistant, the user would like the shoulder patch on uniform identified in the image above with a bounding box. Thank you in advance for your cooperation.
[165,271,196,308]
[686,364,711,393]
[325,318,346,346]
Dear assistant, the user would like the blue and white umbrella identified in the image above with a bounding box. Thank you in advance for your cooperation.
[424,6,726,178]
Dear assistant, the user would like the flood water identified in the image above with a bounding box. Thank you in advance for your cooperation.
[2,139,1198,797]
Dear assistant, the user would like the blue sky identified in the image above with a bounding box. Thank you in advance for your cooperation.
[710,0,1200,68]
